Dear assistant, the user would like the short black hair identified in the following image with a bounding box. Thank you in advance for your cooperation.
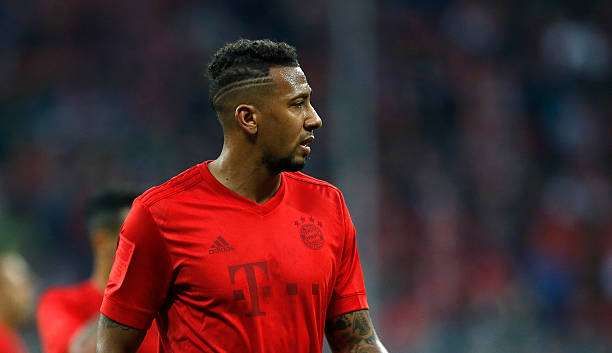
[206,39,299,109]
[86,190,138,235]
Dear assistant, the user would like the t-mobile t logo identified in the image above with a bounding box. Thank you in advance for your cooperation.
[228,261,270,317]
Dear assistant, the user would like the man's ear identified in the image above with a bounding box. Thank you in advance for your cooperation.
[235,104,259,135]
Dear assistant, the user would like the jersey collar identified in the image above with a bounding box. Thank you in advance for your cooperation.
[199,161,286,216]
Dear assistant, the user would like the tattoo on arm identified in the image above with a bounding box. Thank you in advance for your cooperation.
[98,315,140,332]
[325,310,389,353]
[97,315,146,353]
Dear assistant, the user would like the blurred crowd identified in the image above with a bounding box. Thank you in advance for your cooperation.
[376,1,612,352]
[0,0,610,352]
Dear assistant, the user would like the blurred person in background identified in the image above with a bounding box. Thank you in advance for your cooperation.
[97,39,388,353]
[36,191,158,353]
[0,252,34,353]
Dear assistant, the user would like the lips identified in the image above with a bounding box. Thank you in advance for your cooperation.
[300,135,315,147]
[299,135,314,155]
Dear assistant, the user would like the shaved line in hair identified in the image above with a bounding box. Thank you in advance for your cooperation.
[212,76,275,105]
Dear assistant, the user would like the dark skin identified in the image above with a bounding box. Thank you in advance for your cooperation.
[97,66,388,353]
[209,66,323,203]
[97,315,146,353]
[325,310,389,353]
[98,308,389,353]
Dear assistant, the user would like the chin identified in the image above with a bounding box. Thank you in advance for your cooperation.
[284,160,305,172]
[264,154,306,173]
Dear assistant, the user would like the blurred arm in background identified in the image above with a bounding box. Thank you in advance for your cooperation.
[68,317,97,353]
[0,252,34,353]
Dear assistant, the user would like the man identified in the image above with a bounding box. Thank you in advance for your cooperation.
[37,192,158,353]
[97,39,388,353]
[0,252,33,353]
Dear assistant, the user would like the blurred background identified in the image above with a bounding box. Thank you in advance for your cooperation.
[1,0,611,352]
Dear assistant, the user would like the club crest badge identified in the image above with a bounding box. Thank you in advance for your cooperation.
[294,216,324,250]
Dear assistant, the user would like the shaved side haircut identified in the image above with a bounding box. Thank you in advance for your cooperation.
[206,39,299,116]
[212,76,274,105]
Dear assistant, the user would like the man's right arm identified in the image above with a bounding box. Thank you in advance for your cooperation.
[96,314,145,353]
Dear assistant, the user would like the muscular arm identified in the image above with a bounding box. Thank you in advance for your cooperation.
[96,314,145,353]
[325,310,389,353]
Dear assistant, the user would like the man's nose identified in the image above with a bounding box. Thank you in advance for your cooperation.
[305,107,323,131]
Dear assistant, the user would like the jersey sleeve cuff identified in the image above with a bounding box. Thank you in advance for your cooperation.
[327,293,369,319]
[100,297,153,331]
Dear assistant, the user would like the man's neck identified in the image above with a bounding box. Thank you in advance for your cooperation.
[209,149,281,204]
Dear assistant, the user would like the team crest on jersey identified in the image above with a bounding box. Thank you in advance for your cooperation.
[294,216,324,250]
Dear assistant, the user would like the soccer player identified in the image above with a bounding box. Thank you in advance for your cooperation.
[37,191,158,353]
[0,252,33,353]
[97,39,389,353]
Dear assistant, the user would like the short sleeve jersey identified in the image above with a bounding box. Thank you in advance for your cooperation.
[0,323,27,353]
[38,281,158,353]
[101,162,368,353]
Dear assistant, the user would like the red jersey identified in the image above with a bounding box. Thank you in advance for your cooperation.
[101,162,368,353]
[0,323,27,353]
[37,280,158,353]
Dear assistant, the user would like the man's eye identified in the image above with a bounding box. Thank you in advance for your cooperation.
[293,100,305,107]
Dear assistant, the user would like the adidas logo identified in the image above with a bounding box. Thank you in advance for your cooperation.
[209,236,234,254]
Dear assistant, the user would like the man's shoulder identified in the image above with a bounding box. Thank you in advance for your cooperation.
[284,171,345,201]
[284,171,337,188]
[38,280,98,310]
[136,163,205,208]
[0,323,27,353]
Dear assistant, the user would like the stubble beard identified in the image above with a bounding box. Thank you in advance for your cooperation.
[262,150,306,174]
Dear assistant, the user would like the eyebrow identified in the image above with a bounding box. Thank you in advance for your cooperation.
[289,88,312,100]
